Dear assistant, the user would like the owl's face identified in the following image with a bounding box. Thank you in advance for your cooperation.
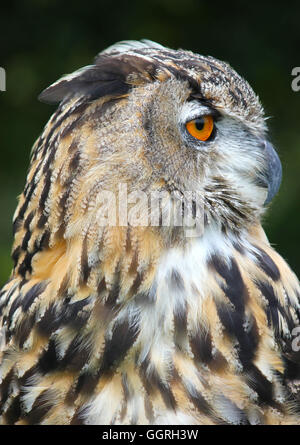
[37,40,282,238]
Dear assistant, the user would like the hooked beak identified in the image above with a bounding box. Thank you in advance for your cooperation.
[260,140,282,206]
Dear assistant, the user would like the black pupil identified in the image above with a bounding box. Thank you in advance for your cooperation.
[195,117,205,131]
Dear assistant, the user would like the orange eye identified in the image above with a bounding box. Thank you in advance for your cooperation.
[185,115,214,141]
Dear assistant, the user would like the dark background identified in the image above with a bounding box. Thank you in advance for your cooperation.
[0,0,299,286]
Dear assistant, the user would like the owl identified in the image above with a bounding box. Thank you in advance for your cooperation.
[0,40,300,425]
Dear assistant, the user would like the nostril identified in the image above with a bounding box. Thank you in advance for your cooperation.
[260,140,267,150]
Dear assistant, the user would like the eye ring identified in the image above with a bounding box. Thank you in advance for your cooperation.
[185,115,214,141]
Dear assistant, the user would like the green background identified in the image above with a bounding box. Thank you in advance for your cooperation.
[0,0,299,287]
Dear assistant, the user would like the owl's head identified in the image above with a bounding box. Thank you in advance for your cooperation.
[35,40,281,241]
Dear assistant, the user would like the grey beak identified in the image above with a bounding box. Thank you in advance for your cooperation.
[263,141,282,206]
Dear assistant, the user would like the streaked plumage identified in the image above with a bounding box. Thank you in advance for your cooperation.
[0,40,299,425]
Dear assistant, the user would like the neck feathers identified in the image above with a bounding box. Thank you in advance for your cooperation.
[2,222,300,423]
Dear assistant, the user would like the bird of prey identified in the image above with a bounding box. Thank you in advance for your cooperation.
[0,40,299,425]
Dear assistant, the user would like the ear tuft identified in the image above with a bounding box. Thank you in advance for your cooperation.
[38,40,164,105]
[38,62,131,105]
[100,39,165,56]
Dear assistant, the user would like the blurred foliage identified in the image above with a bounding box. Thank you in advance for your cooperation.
[0,0,299,286]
